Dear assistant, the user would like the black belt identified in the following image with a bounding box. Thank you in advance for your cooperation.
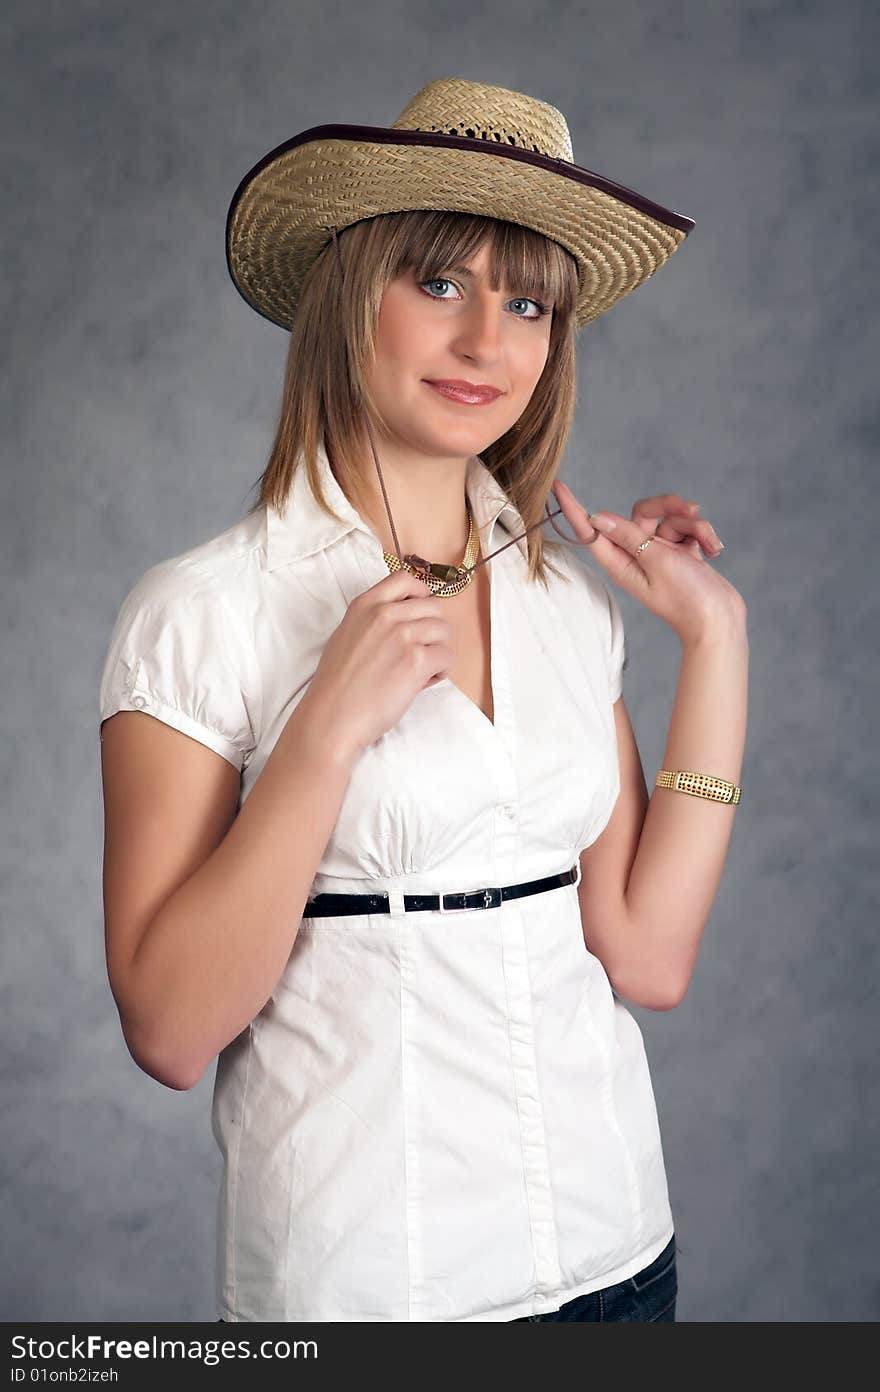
[301,864,580,918]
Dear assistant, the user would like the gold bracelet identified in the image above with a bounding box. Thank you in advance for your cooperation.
[655,769,741,804]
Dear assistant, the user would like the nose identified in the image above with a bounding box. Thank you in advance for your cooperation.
[451,292,505,362]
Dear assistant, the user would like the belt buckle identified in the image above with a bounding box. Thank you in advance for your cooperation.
[439,885,502,913]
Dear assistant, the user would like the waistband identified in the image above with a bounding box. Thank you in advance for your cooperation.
[301,861,582,918]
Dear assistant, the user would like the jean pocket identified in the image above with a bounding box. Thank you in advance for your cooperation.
[629,1235,677,1294]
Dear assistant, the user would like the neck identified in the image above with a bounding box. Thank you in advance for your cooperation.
[345,433,475,562]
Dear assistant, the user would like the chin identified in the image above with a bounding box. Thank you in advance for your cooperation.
[429,435,493,460]
[399,424,486,458]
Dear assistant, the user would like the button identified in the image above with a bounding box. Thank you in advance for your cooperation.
[499,804,516,819]
[132,694,147,709]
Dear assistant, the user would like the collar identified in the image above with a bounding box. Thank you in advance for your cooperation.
[265,440,527,572]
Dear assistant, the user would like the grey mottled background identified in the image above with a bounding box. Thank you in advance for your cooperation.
[3,0,877,1322]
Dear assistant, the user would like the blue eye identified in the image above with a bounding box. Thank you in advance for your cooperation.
[508,296,548,319]
[423,279,458,299]
[420,279,550,320]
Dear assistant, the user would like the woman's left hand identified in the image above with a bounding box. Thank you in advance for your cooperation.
[550,481,747,647]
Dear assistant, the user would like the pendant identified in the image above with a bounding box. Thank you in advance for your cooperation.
[403,553,464,586]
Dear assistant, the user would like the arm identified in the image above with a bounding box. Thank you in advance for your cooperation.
[579,609,749,1009]
[103,689,358,1091]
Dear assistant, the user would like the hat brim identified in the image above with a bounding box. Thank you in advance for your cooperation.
[226,124,694,332]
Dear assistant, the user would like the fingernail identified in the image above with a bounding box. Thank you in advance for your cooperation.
[589,512,616,531]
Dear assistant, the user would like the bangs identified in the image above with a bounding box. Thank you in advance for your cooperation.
[383,210,579,316]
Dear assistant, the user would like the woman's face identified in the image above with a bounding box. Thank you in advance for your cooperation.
[363,239,554,459]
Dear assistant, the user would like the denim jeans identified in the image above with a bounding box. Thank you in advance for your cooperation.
[510,1234,677,1322]
[217,1233,677,1323]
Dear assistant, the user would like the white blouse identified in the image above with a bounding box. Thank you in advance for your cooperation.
[99,444,675,1322]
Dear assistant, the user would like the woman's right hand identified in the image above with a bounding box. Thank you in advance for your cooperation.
[298,569,456,759]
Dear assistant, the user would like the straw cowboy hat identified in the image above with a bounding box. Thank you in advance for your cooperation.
[225,76,695,333]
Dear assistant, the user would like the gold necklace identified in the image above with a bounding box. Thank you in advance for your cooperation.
[383,500,480,598]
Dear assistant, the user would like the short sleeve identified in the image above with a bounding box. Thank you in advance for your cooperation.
[98,561,258,772]
[604,578,629,703]
[552,545,629,704]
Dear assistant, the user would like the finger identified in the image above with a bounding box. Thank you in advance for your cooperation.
[632,494,700,518]
[588,509,673,560]
[550,479,600,544]
[655,512,722,553]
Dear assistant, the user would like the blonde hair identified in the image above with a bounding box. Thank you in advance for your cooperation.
[246,210,581,588]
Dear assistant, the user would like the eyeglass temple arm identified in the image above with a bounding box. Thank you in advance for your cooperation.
[460,503,574,576]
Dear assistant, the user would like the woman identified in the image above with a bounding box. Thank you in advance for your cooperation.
[99,78,748,1322]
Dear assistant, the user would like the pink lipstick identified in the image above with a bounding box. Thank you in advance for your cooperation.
[424,379,503,405]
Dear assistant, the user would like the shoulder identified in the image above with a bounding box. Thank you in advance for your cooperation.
[541,540,628,700]
[120,506,268,616]
[543,539,617,621]
[99,508,269,769]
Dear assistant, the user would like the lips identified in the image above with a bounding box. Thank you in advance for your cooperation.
[424,379,503,405]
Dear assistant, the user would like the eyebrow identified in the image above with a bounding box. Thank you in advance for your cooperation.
[445,264,502,284]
